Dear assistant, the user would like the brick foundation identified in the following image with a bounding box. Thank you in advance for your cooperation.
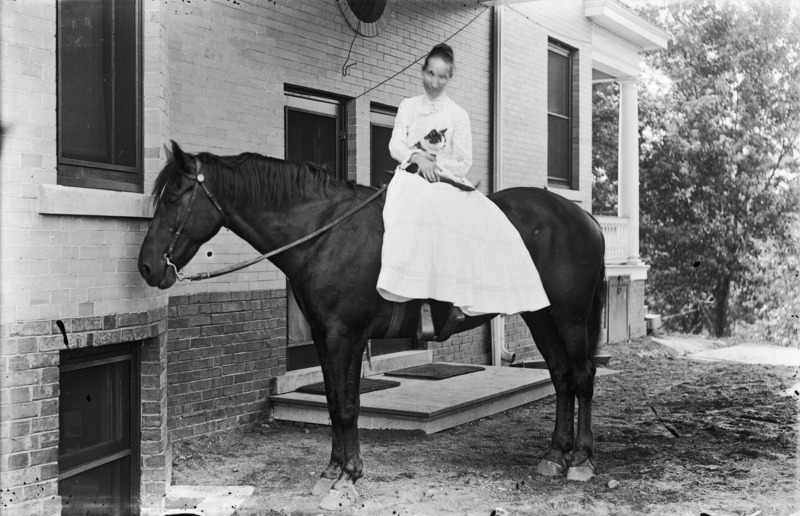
[166,290,286,441]
[0,308,169,515]
[505,314,541,362]
[430,325,491,365]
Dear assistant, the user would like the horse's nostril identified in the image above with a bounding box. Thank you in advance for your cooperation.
[140,262,151,278]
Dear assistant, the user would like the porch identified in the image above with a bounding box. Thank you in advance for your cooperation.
[269,351,618,433]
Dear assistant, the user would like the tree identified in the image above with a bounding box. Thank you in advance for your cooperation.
[592,82,619,216]
[631,0,800,337]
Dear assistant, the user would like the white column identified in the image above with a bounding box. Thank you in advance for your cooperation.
[617,77,641,265]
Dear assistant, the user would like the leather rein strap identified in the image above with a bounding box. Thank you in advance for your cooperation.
[169,159,388,282]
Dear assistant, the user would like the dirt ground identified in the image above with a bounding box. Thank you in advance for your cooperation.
[172,336,799,515]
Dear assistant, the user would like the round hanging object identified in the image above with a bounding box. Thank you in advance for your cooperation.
[338,0,390,37]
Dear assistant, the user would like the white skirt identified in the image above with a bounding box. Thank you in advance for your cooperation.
[376,171,551,316]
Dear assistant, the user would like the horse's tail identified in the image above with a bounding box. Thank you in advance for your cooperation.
[587,263,606,360]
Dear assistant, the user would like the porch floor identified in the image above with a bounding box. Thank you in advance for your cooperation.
[270,364,617,434]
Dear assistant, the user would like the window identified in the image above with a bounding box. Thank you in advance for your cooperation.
[284,87,347,180]
[57,0,143,192]
[369,103,398,188]
[59,343,140,515]
[547,40,578,189]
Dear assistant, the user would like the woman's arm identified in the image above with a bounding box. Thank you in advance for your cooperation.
[436,106,472,178]
[389,99,420,166]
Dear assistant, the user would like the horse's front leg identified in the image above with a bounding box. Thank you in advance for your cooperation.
[309,331,344,496]
[315,331,366,510]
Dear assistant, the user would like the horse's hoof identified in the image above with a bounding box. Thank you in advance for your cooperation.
[319,485,358,510]
[536,459,565,477]
[566,460,595,482]
[311,476,336,496]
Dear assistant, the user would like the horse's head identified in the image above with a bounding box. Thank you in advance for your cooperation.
[138,141,226,289]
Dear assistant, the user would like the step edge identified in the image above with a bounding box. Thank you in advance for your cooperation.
[270,377,554,420]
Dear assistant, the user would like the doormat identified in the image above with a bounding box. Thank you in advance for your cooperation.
[384,363,485,380]
[296,377,401,395]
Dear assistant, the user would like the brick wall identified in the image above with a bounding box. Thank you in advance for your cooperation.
[162,0,496,370]
[140,332,171,516]
[1,2,171,509]
[0,310,169,515]
[505,314,541,362]
[0,0,167,325]
[498,2,594,352]
[430,326,490,365]
[166,290,286,441]
[500,2,593,205]
[163,0,493,298]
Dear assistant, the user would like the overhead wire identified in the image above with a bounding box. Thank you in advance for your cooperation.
[506,5,593,47]
[353,6,491,99]
[342,20,361,77]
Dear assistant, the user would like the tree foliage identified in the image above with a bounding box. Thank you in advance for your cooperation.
[592,82,619,216]
[626,0,800,337]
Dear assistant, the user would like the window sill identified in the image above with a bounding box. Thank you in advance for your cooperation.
[547,184,584,203]
[37,184,154,219]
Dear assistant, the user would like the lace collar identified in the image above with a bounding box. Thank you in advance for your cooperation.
[420,92,448,114]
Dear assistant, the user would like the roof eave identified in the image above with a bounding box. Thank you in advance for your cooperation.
[584,0,670,51]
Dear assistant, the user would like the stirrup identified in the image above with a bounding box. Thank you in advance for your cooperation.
[417,302,435,341]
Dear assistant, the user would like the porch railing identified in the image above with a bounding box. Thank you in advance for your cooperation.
[595,216,629,264]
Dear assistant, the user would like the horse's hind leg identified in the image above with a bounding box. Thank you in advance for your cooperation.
[560,322,596,481]
[522,309,575,476]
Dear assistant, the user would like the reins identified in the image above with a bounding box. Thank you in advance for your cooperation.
[166,159,387,282]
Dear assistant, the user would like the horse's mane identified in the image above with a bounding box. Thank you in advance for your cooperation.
[153,151,355,211]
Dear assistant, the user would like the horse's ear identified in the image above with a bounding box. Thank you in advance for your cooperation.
[171,140,190,171]
[163,143,174,163]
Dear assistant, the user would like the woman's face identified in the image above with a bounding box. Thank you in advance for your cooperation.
[422,56,452,99]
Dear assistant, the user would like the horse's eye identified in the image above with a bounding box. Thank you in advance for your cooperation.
[165,193,181,205]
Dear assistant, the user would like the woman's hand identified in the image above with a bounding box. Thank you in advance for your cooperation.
[409,152,441,183]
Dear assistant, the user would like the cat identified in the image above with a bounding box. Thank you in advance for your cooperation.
[404,128,475,191]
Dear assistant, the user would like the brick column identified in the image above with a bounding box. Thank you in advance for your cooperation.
[140,333,171,515]
[0,323,61,516]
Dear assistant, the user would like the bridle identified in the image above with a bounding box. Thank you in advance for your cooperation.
[163,158,224,279]
[159,157,387,282]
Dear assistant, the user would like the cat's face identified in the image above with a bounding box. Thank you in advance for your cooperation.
[420,128,448,153]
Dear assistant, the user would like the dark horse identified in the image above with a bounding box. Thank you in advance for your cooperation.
[138,142,606,509]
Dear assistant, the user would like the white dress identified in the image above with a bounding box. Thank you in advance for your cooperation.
[376,93,550,316]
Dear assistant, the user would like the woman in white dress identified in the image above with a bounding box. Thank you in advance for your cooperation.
[376,43,550,321]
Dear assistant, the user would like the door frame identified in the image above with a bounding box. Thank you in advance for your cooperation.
[283,86,348,370]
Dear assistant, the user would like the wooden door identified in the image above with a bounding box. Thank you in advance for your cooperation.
[285,91,345,370]
[607,276,629,343]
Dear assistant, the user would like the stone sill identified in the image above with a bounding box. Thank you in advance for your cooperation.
[37,184,154,219]
[547,185,584,204]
